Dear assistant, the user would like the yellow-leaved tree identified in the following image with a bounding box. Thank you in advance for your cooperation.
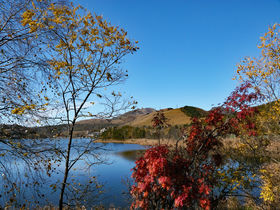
[235,23,280,208]
[0,0,68,207]
[21,1,138,209]
[0,0,50,123]
[236,23,280,134]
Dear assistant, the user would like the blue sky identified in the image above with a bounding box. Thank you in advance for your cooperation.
[79,0,280,111]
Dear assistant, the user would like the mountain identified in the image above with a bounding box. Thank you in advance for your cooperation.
[1,106,208,139]
[126,108,190,127]
[77,108,156,126]
[77,106,208,128]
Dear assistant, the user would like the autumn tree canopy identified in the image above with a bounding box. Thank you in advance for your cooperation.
[0,0,46,122]
[236,23,280,134]
[131,83,262,209]
[1,0,139,208]
[236,23,280,208]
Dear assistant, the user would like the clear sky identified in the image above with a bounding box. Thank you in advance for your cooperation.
[78,0,280,111]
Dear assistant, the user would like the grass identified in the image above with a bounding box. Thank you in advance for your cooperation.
[127,108,191,127]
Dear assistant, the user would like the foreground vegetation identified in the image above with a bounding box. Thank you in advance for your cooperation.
[128,24,280,209]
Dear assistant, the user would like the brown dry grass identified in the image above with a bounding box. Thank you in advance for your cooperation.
[95,138,185,146]
[127,108,191,127]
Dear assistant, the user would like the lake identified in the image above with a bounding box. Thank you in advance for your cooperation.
[0,138,147,208]
[0,138,261,208]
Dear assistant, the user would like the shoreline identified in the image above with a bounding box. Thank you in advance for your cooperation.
[95,138,181,146]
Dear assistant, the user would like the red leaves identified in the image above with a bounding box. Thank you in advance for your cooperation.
[130,82,262,209]
[200,198,211,210]
[151,110,169,129]
[158,176,172,190]
[198,181,211,195]
[174,193,189,207]
[130,146,212,209]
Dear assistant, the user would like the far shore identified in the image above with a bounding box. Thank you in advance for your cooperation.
[95,138,183,146]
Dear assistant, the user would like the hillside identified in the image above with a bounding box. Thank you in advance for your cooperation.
[0,106,207,139]
[127,108,191,127]
[77,108,155,126]
[77,106,208,128]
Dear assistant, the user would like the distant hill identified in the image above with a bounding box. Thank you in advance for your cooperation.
[111,108,156,125]
[1,106,208,139]
[77,106,208,128]
[127,108,192,127]
[77,108,155,126]
[99,106,209,141]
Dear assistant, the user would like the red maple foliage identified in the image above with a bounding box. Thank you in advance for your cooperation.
[130,83,262,209]
[151,110,169,129]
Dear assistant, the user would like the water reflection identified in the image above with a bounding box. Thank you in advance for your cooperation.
[0,139,146,208]
[0,139,262,208]
[116,149,146,162]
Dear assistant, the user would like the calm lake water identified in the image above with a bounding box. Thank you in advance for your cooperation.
[0,138,261,208]
[0,138,147,208]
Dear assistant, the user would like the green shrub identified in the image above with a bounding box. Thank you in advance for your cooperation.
[180,106,207,118]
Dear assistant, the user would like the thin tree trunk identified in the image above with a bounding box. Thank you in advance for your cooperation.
[59,123,75,210]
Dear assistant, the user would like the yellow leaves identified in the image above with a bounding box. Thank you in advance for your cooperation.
[21,9,39,32]
[31,1,36,10]
[81,29,89,36]
[20,0,139,100]
[11,104,36,115]
[55,39,67,49]
[83,19,90,27]
[91,28,99,35]
[260,36,266,42]
[21,10,36,26]
[48,3,72,20]
[11,107,23,115]
[50,184,57,191]
[48,60,68,73]
[105,41,113,47]
[71,32,77,41]
[259,166,280,203]
[235,24,280,131]
[260,182,274,202]
[95,15,103,22]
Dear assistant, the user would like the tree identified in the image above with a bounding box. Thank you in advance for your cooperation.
[235,23,280,208]
[21,2,138,209]
[131,83,262,209]
[151,110,169,145]
[0,1,64,207]
[0,0,62,124]
[235,23,280,134]
[0,0,37,122]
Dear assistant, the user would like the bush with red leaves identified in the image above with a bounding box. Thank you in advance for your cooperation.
[130,83,262,209]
